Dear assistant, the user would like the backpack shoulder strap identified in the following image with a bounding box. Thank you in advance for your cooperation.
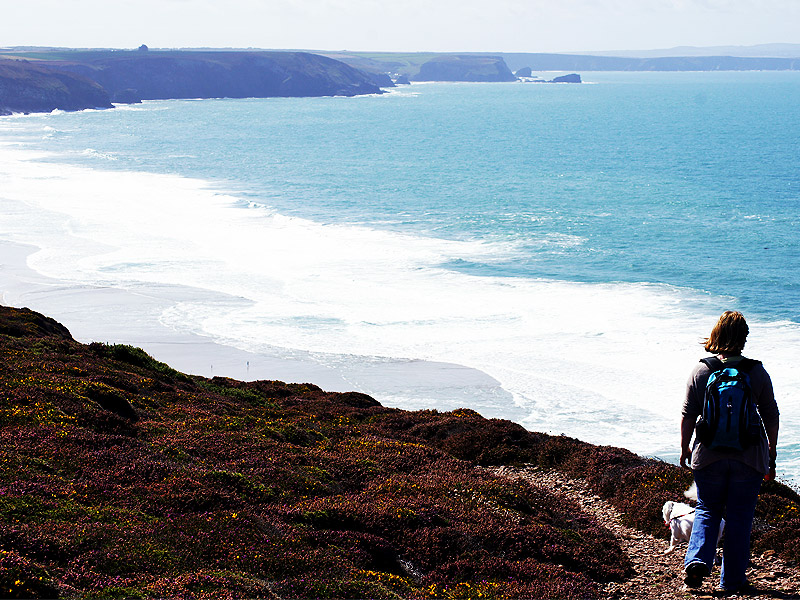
[699,356,761,373]
[736,358,761,373]
[700,356,724,372]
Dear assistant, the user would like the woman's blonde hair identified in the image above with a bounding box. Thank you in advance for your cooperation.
[704,311,749,355]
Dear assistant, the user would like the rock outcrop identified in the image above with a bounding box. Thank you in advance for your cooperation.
[411,55,517,82]
[550,73,582,83]
[0,59,112,115]
[524,73,582,84]
[363,71,395,89]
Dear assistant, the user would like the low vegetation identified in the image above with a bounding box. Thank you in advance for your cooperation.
[0,305,796,599]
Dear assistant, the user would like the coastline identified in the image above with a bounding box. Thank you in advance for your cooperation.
[6,239,797,483]
[0,240,346,387]
[2,81,798,483]
[0,239,520,419]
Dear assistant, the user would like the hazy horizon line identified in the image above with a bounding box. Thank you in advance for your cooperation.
[3,42,800,59]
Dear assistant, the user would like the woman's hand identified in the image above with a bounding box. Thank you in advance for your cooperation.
[765,454,777,481]
[680,416,695,470]
[680,446,692,469]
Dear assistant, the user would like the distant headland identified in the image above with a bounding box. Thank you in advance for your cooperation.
[0,49,385,115]
[2,45,799,115]
[325,49,800,79]
[0,48,582,115]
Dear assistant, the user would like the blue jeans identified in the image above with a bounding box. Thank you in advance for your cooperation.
[685,459,763,590]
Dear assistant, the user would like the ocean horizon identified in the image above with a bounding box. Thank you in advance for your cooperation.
[1,72,798,482]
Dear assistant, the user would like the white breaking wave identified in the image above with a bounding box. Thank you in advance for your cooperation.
[81,148,118,161]
[0,141,798,480]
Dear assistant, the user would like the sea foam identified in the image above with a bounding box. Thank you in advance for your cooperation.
[1,115,798,481]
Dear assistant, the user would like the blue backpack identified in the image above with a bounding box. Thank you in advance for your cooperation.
[695,357,762,452]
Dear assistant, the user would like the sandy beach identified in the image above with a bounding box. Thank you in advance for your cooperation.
[0,239,519,419]
[0,240,348,383]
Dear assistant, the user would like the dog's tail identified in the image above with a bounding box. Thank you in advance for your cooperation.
[684,482,698,502]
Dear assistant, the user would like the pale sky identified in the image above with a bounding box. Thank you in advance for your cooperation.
[1,0,799,53]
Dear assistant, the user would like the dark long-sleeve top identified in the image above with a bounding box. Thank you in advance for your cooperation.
[682,355,779,474]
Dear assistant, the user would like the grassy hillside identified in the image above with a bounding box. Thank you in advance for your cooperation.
[0,305,797,599]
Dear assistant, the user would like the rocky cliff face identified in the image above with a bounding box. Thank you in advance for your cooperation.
[57,51,383,101]
[0,51,385,115]
[411,55,517,82]
[0,59,112,115]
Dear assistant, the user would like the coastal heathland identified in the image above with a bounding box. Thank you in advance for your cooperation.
[0,305,798,599]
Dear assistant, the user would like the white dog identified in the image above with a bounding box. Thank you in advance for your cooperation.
[662,483,725,555]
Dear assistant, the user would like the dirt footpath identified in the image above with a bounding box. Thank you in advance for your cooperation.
[495,466,800,599]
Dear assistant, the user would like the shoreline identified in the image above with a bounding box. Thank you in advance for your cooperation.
[0,240,349,388]
[0,239,520,419]
[4,241,799,483]
[2,97,797,482]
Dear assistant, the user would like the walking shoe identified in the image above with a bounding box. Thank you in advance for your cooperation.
[684,562,708,588]
[717,581,755,596]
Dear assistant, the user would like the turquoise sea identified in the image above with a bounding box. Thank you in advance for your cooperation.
[1,71,798,480]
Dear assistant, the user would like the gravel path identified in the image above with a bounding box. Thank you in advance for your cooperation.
[494,466,800,599]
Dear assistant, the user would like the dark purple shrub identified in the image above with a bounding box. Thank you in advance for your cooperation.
[427,557,600,600]
[0,307,72,339]
[270,577,400,600]
[313,530,401,573]
[0,549,60,599]
[753,517,800,562]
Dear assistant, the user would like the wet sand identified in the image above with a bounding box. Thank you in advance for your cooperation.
[0,239,520,419]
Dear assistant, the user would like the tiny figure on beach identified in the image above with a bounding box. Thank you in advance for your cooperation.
[679,310,780,594]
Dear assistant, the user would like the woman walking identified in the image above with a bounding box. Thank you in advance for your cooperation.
[680,311,779,593]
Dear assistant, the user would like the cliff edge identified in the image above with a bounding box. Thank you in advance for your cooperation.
[0,59,112,115]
